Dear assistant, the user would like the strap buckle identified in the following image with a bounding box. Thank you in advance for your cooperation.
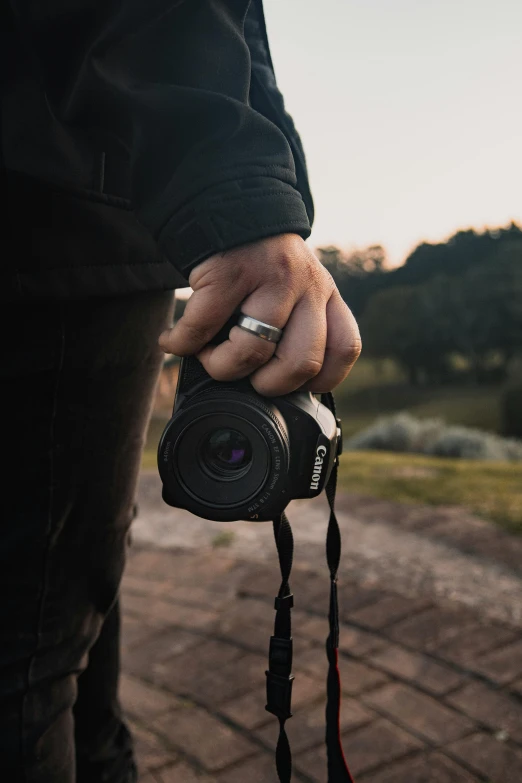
[265,670,294,721]
[266,635,294,721]
[269,635,293,675]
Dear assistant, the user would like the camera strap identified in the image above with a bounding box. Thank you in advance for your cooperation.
[266,392,355,783]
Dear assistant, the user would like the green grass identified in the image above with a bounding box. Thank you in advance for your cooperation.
[212,531,236,548]
[338,450,522,533]
[142,449,159,471]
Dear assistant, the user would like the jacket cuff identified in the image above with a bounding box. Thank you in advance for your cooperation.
[157,176,311,279]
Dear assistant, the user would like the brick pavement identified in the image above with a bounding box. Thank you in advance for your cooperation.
[121,547,522,782]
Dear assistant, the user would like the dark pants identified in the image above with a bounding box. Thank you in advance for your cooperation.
[1,291,174,781]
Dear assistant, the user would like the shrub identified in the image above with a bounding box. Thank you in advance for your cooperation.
[345,413,442,453]
[345,413,522,461]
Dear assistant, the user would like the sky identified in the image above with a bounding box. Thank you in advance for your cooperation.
[263,0,522,266]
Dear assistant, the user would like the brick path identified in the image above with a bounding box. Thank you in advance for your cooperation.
[121,543,522,782]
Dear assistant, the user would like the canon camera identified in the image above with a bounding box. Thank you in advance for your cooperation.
[158,325,342,522]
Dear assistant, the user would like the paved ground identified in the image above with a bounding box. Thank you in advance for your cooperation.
[121,472,522,782]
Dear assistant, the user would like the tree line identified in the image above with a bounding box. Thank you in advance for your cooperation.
[318,223,522,385]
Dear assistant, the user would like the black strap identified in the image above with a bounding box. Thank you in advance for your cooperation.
[267,392,355,783]
[265,512,295,783]
[323,392,355,783]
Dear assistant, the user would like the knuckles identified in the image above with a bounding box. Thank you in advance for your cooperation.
[337,339,362,365]
[262,251,301,293]
[235,343,274,370]
[289,356,323,380]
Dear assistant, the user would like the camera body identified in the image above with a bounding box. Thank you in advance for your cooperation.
[158,344,342,523]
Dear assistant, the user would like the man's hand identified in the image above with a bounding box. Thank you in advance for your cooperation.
[159,234,361,396]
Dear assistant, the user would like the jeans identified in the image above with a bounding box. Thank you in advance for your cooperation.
[1,291,174,781]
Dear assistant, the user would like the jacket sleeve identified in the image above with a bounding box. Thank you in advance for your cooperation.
[27,0,312,279]
[245,0,315,227]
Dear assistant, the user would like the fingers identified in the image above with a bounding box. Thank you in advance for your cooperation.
[195,283,296,381]
[159,236,313,359]
[304,290,362,392]
[158,268,249,356]
[249,293,328,396]
[157,234,361,395]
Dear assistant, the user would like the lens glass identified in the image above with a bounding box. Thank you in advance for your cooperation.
[200,428,252,478]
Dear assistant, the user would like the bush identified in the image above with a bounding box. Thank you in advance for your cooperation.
[345,413,441,453]
[345,413,522,461]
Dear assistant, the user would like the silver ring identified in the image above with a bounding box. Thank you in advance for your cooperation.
[237,314,283,344]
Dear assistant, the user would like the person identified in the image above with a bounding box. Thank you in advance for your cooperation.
[1,1,361,780]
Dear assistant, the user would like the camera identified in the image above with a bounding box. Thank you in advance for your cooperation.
[158,325,343,522]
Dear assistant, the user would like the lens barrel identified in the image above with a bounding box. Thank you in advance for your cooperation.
[158,390,289,518]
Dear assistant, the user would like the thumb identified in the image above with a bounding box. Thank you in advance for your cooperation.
[159,260,251,356]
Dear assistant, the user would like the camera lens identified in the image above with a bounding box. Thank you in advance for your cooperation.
[166,397,289,513]
[200,428,252,478]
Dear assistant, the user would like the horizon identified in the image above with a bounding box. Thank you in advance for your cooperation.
[175,218,520,298]
[175,218,521,298]
[310,217,522,268]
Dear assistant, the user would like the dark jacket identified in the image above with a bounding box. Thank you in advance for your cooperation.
[1,0,313,300]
